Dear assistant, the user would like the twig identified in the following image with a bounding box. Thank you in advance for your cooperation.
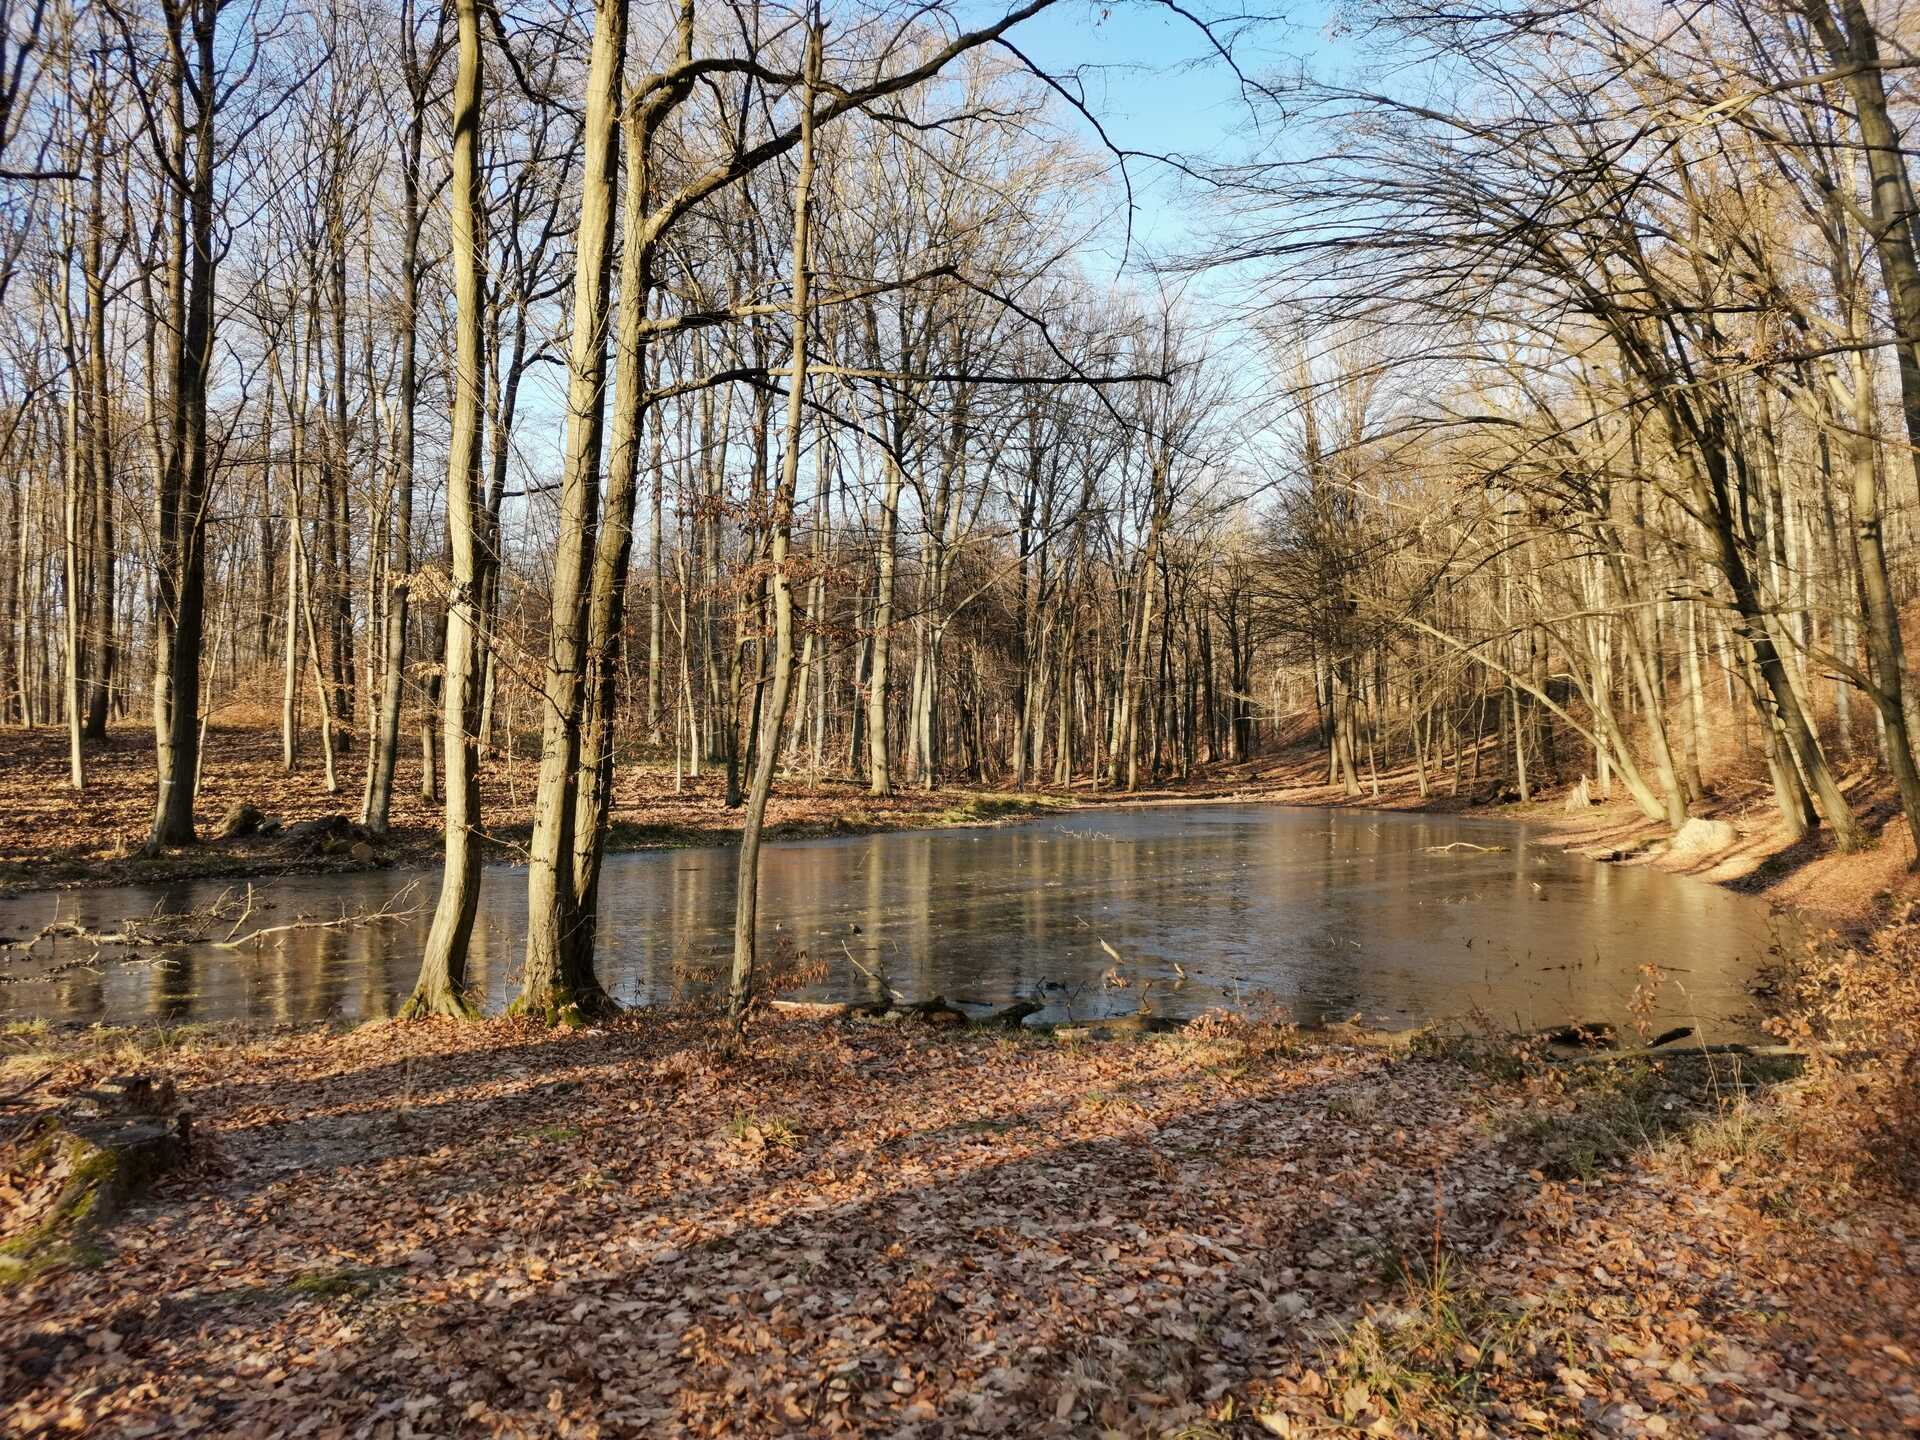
[4,920,140,955]
[221,883,257,944]
[212,880,423,950]
[839,941,906,1003]
[0,1070,53,1108]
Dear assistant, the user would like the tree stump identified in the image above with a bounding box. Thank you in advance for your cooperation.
[218,801,267,839]
[1,1073,191,1280]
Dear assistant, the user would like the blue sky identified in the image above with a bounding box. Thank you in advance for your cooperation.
[1003,0,1360,261]
[507,2,1346,509]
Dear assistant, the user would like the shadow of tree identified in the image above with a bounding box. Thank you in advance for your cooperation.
[4,1020,1874,1439]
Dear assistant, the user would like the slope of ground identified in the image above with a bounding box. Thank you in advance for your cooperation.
[0,1016,1913,1438]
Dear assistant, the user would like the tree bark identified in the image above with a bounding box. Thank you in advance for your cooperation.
[519,0,627,1024]
[402,0,488,1020]
[729,21,818,1038]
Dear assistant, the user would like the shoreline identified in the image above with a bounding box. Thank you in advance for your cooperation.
[0,776,1802,1046]
[1,719,1900,948]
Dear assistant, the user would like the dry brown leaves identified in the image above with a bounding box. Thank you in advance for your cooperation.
[1,1017,1915,1438]
[0,719,1064,894]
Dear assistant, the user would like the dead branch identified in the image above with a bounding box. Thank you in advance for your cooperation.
[212,880,423,950]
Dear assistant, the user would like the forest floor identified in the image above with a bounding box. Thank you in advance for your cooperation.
[7,713,1918,934]
[0,717,1087,897]
[1,1013,1916,1438]
[3,725,1917,1434]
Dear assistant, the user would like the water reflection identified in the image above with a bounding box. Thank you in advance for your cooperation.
[0,805,1783,1036]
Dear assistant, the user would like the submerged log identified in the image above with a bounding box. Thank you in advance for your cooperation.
[768,995,1044,1030]
[1549,1042,1829,1068]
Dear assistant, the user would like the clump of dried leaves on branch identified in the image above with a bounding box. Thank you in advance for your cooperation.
[0,1011,1914,1438]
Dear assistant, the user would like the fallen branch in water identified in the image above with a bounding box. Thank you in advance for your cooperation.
[0,883,426,961]
[3,920,143,955]
[2,889,254,960]
[769,994,1044,1029]
[212,880,423,950]
[1425,842,1508,854]
[838,941,906,1003]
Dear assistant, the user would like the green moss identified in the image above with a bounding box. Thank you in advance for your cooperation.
[508,980,619,1029]
[396,985,482,1022]
[287,1266,387,1300]
[0,1235,107,1285]
[937,792,1072,826]
[0,1134,131,1286]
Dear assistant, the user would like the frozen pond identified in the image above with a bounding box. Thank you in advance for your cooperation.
[0,804,1786,1036]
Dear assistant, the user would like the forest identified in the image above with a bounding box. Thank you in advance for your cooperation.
[2,0,1920,1434]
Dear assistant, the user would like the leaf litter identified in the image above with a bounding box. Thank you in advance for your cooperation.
[0,1013,1914,1437]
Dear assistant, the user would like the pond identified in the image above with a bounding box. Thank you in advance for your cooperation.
[0,804,1788,1036]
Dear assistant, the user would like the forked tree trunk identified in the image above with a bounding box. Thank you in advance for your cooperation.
[565,39,688,996]
[402,0,487,1021]
[519,0,626,1024]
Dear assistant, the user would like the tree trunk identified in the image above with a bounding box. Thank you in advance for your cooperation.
[867,453,903,795]
[402,0,488,1020]
[729,23,818,1037]
[519,0,626,1024]
[363,73,426,835]
[145,0,220,852]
